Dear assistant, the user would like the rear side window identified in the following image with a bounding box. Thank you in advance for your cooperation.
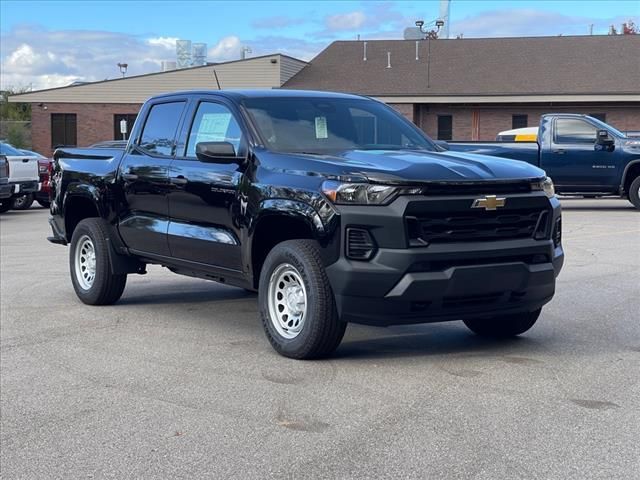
[138,102,185,156]
[555,119,597,144]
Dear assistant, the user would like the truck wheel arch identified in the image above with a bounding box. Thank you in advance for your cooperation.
[63,193,102,242]
[621,160,640,195]
[250,200,329,289]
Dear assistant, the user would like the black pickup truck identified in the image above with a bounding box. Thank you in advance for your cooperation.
[49,90,564,359]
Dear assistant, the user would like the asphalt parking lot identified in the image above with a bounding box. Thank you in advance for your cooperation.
[1,199,639,479]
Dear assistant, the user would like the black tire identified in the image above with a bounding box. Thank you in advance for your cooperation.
[0,201,11,213]
[258,239,346,359]
[628,176,640,210]
[12,193,34,210]
[463,308,542,337]
[37,199,51,208]
[69,218,127,305]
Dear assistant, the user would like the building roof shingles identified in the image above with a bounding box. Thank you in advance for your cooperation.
[283,35,640,96]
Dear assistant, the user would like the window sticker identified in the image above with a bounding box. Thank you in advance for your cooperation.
[315,116,328,139]
[196,113,232,143]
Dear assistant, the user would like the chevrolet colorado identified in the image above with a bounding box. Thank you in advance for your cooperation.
[49,90,564,359]
[447,114,640,209]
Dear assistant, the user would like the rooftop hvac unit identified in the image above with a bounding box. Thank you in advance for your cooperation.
[176,39,192,69]
[192,43,207,66]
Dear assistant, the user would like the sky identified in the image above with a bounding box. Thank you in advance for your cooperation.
[1,0,638,90]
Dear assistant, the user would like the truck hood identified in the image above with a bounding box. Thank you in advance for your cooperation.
[271,149,545,184]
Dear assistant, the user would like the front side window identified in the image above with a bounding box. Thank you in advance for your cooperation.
[243,97,434,154]
[555,119,597,144]
[138,102,185,156]
[185,102,243,157]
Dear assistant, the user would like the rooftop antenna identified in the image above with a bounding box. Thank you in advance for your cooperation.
[241,46,252,60]
[117,63,128,78]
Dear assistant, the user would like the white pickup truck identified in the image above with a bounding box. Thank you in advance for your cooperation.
[0,142,41,212]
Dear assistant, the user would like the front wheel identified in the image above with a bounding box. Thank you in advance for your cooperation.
[628,176,640,210]
[259,240,346,359]
[12,193,34,210]
[0,201,11,213]
[463,308,542,337]
[70,218,127,305]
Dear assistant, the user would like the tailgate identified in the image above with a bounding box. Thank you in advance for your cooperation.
[8,156,39,182]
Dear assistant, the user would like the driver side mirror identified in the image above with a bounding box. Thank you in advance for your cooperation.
[595,129,615,150]
[195,142,239,163]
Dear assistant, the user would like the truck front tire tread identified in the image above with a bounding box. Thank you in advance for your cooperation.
[628,176,640,209]
[259,239,346,359]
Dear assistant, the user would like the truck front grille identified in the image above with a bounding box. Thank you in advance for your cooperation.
[407,206,549,244]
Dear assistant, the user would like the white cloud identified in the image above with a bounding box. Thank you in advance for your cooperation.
[325,11,367,31]
[208,36,243,62]
[146,36,179,50]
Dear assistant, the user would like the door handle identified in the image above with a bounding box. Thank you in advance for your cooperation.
[170,176,188,185]
[122,173,138,181]
[552,149,566,154]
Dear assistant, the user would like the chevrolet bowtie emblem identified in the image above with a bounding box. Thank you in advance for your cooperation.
[471,195,506,211]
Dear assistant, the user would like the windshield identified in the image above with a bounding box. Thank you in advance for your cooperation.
[0,142,24,156]
[589,117,625,138]
[243,97,435,154]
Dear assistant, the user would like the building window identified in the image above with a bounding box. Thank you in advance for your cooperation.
[437,115,453,140]
[51,114,77,148]
[114,114,138,140]
[589,113,606,123]
[512,114,528,129]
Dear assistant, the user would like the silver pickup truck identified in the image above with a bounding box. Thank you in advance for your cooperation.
[0,142,40,212]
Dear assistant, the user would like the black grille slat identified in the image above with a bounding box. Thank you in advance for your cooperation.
[410,207,547,244]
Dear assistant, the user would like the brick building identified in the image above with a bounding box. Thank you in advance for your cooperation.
[283,35,640,140]
[9,54,307,156]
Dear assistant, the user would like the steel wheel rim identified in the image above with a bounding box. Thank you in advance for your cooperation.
[75,235,96,290]
[267,263,308,339]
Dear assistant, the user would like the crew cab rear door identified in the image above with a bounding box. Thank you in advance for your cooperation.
[117,99,187,256]
[166,98,246,272]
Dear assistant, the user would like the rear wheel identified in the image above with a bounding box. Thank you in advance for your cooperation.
[12,193,34,210]
[628,176,640,210]
[69,218,127,305]
[463,308,542,337]
[259,239,346,359]
[37,199,51,208]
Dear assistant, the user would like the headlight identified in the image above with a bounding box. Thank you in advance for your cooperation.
[321,180,420,205]
[532,177,555,198]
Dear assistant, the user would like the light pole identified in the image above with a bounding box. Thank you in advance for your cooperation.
[416,19,444,88]
[117,63,128,78]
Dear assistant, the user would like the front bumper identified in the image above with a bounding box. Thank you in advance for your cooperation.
[325,194,564,326]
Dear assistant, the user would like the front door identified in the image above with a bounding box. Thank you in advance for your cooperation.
[167,100,246,271]
[118,100,187,256]
[541,117,618,190]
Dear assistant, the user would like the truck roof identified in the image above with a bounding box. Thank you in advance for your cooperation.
[150,89,369,102]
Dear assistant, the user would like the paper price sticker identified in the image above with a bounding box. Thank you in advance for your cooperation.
[315,116,328,139]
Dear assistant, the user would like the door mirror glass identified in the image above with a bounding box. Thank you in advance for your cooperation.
[196,141,237,162]
[595,129,615,150]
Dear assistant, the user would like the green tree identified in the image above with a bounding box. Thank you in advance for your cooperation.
[1,86,32,121]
